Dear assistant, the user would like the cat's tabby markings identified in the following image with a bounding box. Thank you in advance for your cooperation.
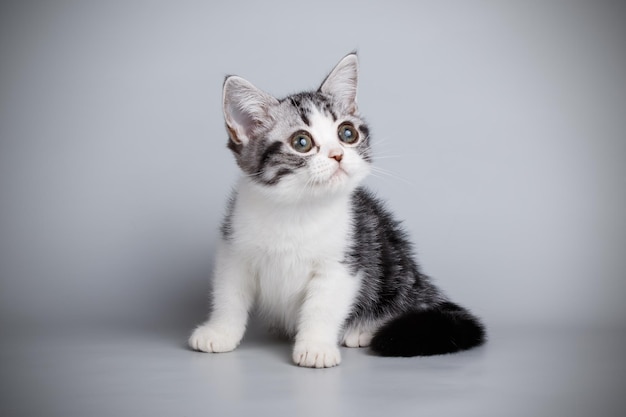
[189,53,485,368]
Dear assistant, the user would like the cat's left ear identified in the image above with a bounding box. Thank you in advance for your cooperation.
[319,53,359,115]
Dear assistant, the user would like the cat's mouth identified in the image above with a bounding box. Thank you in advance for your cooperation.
[325,166,349,185]
[331,167,347,180]
[309,166,348,188]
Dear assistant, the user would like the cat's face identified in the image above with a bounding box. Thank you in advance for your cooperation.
[222,54,372,202]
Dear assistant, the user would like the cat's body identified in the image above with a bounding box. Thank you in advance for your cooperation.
[189,53,485,368]
[225,176,355,338]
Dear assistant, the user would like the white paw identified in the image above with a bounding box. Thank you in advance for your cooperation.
[342,328,373,348]
[188,325,241,353]
[293,342,341,368]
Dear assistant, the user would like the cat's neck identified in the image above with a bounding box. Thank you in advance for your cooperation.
[237,176,353,213]
[234,176,354,252]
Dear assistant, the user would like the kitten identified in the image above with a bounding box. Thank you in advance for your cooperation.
[189,53,485,368]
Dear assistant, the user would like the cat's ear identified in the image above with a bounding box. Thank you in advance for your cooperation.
[319,53,359,115]
[223,76,278,146]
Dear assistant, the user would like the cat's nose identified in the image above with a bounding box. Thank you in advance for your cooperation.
[329,149,343,162]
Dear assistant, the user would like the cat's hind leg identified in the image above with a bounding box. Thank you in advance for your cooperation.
[342,322,380,348]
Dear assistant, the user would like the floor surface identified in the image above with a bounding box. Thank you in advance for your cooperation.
[2,323,625,417]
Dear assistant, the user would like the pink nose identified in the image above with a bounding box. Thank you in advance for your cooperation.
[329,149,343,162]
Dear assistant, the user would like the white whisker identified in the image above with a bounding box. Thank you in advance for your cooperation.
[369,155,406,161]
[370,166,415,186]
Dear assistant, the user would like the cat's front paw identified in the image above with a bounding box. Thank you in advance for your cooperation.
[188,325,241,353]
[293,342,341,368]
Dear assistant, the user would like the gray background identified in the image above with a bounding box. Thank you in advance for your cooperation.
[1,1,625,416]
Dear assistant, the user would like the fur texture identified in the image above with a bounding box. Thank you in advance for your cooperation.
[189,53,486,368]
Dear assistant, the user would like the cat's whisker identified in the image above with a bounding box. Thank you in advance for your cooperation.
[371,145,421,160]
[368,170,404,185]
[373,137,392,147]
[369,155,407,161]
[242,171,265,179]
[369,166,415,186]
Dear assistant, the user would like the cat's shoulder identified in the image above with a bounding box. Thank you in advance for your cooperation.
[350,186,403,232]
[351,187,390,215]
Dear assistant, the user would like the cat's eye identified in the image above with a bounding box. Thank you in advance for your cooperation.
[338,123,359,144]
[291,131,313,153]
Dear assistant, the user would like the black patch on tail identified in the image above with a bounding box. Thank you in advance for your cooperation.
[370,302,486,357]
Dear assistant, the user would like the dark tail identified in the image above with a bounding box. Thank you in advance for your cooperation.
[370,302,486,357]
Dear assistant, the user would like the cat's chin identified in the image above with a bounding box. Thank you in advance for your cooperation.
[329,167,349,183]
[254,178,357,204]
[309,168,348,189]
[313,167,366,192]
[308,166,370,197]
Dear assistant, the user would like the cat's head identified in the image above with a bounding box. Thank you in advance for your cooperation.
[222,53,372,202]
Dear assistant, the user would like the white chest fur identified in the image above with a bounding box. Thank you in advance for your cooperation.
[227,179,353,334]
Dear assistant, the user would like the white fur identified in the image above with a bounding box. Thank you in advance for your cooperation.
[190,53,369,368]
[189,172,367,367]
[341,320,383,348]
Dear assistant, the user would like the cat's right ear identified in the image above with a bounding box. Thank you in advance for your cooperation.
[223,76,278,146]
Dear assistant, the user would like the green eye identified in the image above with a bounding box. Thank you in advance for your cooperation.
[291,131,313,153]
[338,123,359,144]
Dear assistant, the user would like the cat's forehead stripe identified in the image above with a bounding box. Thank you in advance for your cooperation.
[288,96,310,126]
[286,92,337,126]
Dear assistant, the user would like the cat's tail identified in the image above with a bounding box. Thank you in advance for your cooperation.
[370,302,486,357]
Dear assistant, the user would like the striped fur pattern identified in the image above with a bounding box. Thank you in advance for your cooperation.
[189,53,485,368]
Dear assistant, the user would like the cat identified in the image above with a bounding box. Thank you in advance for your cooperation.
[188,53,485,368]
